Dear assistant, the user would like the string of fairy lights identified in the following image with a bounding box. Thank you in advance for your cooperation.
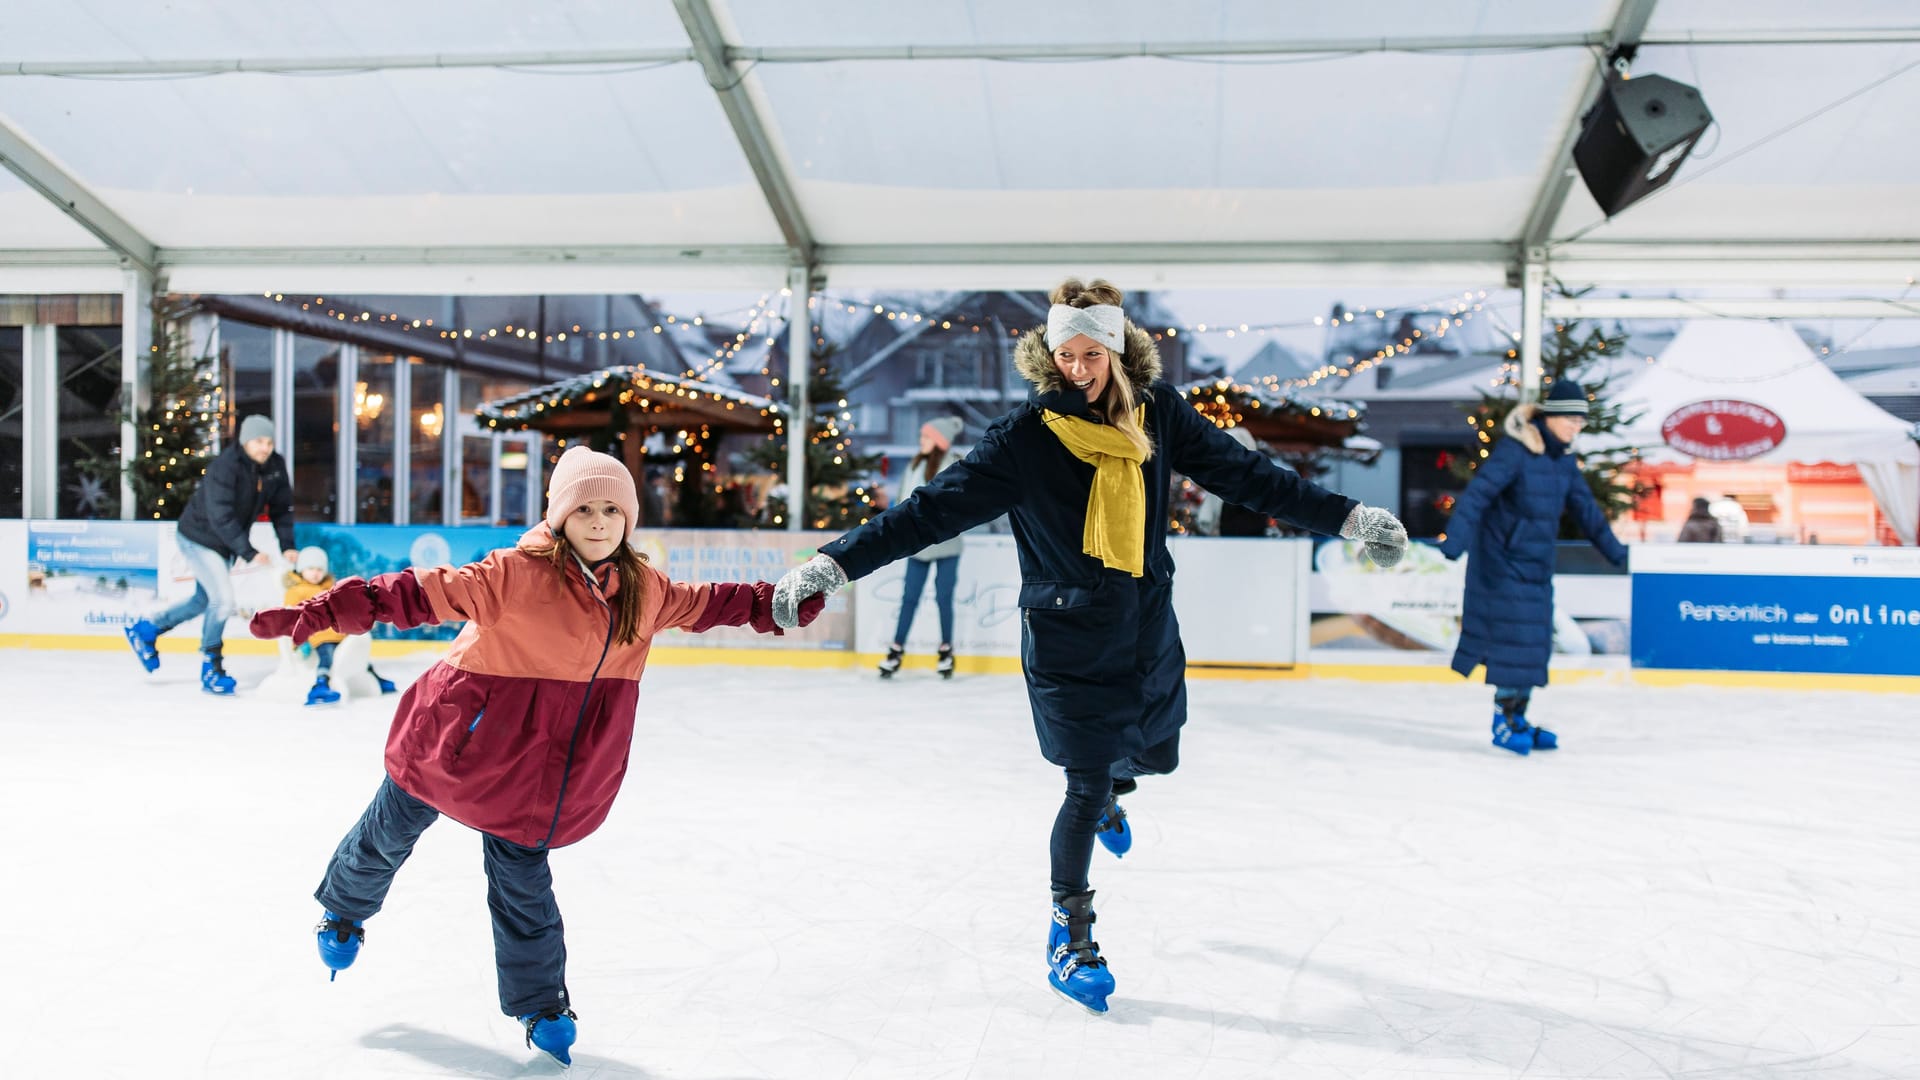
[256,287,1511,400]
[255,291,788,386]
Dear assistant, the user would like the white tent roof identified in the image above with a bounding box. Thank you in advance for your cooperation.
[3,1,1920,293]
[1611,320,1920,466]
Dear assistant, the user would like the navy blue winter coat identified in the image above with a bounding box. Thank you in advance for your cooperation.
[821,323,1356,769]
[1438,406,1629,688]
[176,442,295,562]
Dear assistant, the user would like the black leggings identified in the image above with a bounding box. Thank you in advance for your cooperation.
[1049,733,1181,898]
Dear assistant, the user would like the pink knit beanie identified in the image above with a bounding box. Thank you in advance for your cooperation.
[544,446,640,540]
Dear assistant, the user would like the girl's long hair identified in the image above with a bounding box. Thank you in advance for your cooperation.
[1049,278,1153,461]
[524,531,650,646]
[908,445,946,479]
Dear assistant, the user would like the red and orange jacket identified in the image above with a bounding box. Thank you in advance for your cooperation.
[254,524,815,849]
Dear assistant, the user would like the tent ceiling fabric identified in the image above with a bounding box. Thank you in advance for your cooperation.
[1,0,1918,289]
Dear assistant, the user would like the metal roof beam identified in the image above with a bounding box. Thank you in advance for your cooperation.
[1545,296,1920,320]
[1517,0,1663,257]
[673,0,814,264]
[12,28,1920,76]
[0,114,158,276]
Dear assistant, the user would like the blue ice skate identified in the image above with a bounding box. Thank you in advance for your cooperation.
[368,667,398,694]
[1094,795,1131,858]
[1047,891,1115,1014]
[201,657,237,696]
[305,675,341,706]
[1528,723,1558,751]
[316,911,363,981]
[1491,712,1532,756]
[520,1008,578,1067]
[125,619,160,672]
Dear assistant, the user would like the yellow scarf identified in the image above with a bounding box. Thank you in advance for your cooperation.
[1042,406,1148,577]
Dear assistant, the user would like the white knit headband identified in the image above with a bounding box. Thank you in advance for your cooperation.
[1046,304,1126,356]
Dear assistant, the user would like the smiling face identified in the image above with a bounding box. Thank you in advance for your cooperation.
[1051,334,1112,405]
[562,499,625,562]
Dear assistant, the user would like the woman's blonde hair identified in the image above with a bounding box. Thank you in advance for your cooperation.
[523,530,650,646]
[1049,278,1153,461]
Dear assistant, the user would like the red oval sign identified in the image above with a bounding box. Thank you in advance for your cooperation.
[1661,399,1786,461]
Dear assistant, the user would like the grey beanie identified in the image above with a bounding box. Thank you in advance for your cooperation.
[238,414,275,444]
[922,415,964,448]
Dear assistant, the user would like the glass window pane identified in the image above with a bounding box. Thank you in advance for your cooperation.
[409,359,445,525]
[218,319,273,442]
[355,353,397,524]
[499,439,530,527]
[461,373,531,416]
[460,435,492,522]
[290,334,340,520]
[0,327,21,517]
[56,326,122,519]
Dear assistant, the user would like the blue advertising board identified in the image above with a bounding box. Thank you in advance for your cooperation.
[1630,545,1920,677]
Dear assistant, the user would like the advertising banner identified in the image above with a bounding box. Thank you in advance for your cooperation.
[1631,544,1920,676]
[0,521,852,651]
[852,534,1311,665]
[1309,540,1632,661]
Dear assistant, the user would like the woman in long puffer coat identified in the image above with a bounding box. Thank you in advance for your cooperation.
[1438,380,1629,755]
[766,278,1407,1013]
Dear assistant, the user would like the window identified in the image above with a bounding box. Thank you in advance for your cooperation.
[1400,441,1473,540]
[461,373,533,524]
[218,319,273,442]
[56,326,122,519]
[0,328,20,517]
[409,359,445,524]
[459,435,491,521]
[499,439,530,525]
[290,334,340,520]
[460,373,530,415]
[355,352,397,523]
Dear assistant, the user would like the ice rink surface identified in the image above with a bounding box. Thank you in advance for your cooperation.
[0,649,1914,1079]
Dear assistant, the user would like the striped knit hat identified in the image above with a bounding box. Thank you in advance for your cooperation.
[1540,379,1590,416]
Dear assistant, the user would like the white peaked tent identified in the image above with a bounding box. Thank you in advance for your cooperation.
[1610,320,1920,544]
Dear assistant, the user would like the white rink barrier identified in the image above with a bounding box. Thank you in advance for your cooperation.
[0,520,1311,665]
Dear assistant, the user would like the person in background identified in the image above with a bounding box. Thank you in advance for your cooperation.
[282,546,400,705]
[123,414,297,695]
[1439,381,1629,755]
[879,415,967,679]
[1676,496,1723,543]
[1193,426,1274,537]
[1708,493,1749,543]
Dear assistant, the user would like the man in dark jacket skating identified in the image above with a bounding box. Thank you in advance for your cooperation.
[1439,380,1629,754]
[124,414,297,694]
[767,278,1407,1014]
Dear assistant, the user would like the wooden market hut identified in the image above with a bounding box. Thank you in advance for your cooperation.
[477,364,781,527]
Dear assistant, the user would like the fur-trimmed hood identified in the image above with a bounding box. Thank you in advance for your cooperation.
[1013,319,1164,398]
[1504,403,1546,454]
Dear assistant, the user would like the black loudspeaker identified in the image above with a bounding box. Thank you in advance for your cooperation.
[1572,74,1713,217]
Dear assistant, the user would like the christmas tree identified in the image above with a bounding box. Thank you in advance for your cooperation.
[745,346,883,529]
[1452,285,1646,537]
[84,299,220,519]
